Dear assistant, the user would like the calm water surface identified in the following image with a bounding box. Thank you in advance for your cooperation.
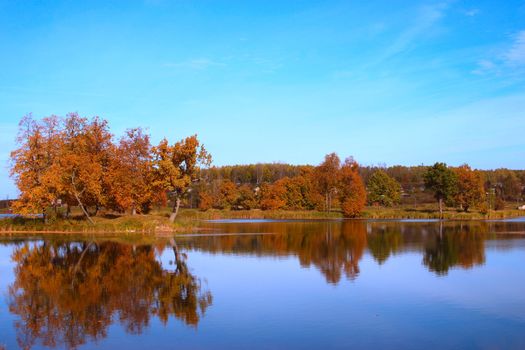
[1,220,525,349]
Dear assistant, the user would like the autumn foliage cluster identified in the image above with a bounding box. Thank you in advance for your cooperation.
[197,153,367,217]
[10,114,522,224]
[10,113,210,223]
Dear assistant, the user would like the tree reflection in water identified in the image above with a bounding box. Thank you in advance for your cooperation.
[423,222,486,275]
[194,220,495,278]
[8,240,212,349]
[6,221,504,348]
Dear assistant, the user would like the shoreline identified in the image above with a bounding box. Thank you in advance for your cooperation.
[0,208,524,235]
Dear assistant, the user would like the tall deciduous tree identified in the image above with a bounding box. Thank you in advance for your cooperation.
[367,170,402,207]
[454,164,485,212]
[314,153,341,212]
[108,128,155,214]
[57,113,113,223]
[424,162,457,218]
[10,115,62,222]
[339,158,366,217]
[153,135,211,222]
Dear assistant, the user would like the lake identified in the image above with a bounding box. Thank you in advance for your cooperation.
[1,219,525,349]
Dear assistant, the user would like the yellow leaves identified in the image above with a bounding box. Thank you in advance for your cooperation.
[152,135,210,216]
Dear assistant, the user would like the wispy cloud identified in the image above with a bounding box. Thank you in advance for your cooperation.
[163,58,224,70]
[503,30,525,65]
[464,9,480,17]
[472,59,497,75]
[370,2,449,65]
[473,30,525,75]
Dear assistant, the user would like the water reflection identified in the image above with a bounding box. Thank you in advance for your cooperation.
[423,223,485,275]
[3,220,525,349]
[194,220,522,279]
[7,240,212,349]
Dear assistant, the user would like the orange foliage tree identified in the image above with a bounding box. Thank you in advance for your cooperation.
[454,164,486,212]
[56,113,113,223]
[153,135,211,222]
[215,180,239,209]
[10,115,62,222]
[314,153,341,212]
[339,158,367,217]
[260,181,287,210]
[10,113,113,223]
[108,128,155,214]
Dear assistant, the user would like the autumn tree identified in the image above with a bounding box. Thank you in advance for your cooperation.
[198,189,214,211]
[454,164,486,212]
[10,115,62,222]
[367,170,402,206]
[108,128,155,214]
[339,158,366,217]
[153,135,211,222]
[56,113,113,223]
[314,153,341,212]
[10,113,113,223]
[424,162,457,218]
[236,184,259,209]
[215,180,239,209]
[260,181,287,210]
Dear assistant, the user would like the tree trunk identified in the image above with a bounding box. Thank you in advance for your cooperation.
[438,198,443,220]
[74,192,94,225]
[170,238,184,273]
[169,197,181,223]
[70,173,94,224]
[71,241,94,288]
[132,207,137,216]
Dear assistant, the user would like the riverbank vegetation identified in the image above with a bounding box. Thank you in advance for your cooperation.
[5,113,525,231]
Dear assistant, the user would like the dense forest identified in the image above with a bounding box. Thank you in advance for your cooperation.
[8,114,525,223]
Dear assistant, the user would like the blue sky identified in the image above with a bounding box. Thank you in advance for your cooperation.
[1,0,524,197]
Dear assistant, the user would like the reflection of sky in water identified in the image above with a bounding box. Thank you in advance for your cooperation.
[1,225,525,349]
[161,238,525,349]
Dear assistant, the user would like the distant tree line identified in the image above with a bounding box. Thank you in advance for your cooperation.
[197,162,524,216]
[9,114,525,223]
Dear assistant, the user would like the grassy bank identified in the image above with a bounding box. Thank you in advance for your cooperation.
[177,207,523,221]
[0,214,197,235]
[177,208,343,220]
[1,206,523,234]
[361,206,523,220]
